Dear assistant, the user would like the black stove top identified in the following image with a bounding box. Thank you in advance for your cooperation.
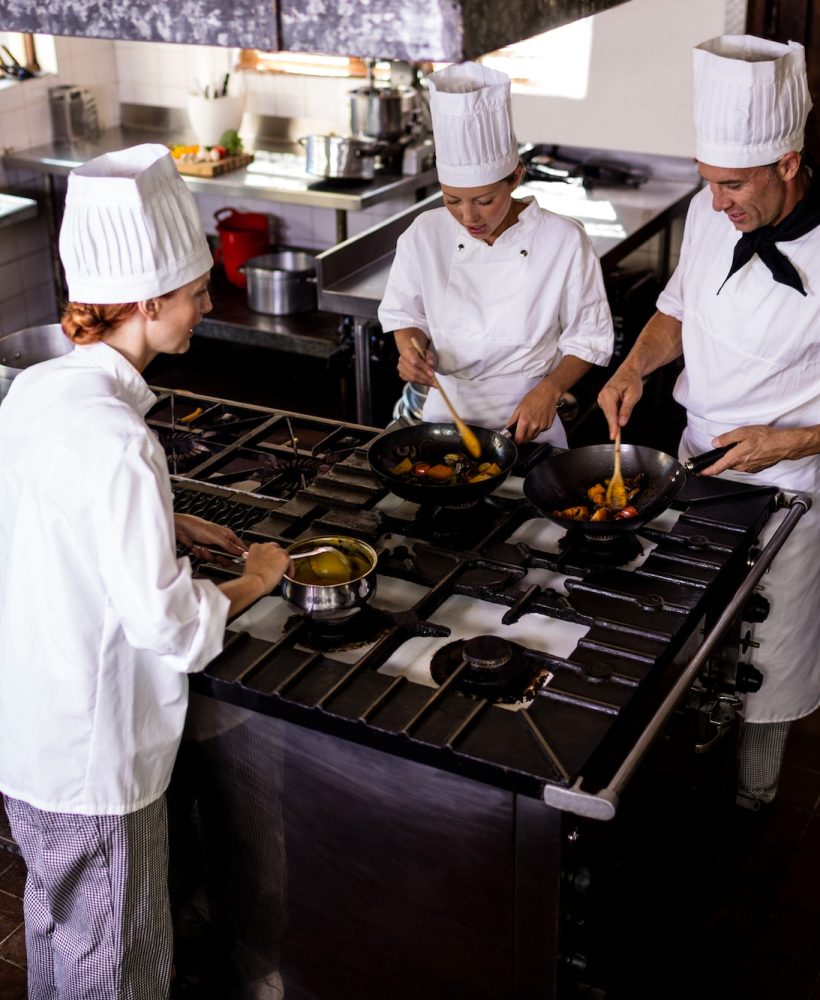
[151,389,779,798]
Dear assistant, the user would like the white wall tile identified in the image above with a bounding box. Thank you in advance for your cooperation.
[0,293,28,336]
[0,230,18,267]
[0,108,30,153]
[24,282,58,326]
[20,250,53,291]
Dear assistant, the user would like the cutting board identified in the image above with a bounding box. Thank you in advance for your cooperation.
[174,153,254,177]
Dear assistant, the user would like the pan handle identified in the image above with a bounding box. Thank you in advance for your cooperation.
[683,444,734,474]
[500,398,568,439]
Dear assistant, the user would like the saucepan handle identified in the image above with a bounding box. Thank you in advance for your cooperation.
[683,444,734,474]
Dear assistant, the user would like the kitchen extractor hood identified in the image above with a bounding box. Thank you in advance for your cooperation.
[280,0,632,61]
[0,1,279,50]
[2,0,631,60]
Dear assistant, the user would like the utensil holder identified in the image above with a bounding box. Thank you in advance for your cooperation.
[186,94,244,148]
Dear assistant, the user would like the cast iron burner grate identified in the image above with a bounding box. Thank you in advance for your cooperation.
[557,527,643,571]
[401,498,514,552]
[431,635,550,704]
[287,606,395,653]
[157,429,219,472]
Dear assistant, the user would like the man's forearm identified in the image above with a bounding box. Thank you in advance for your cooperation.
[622,311,684,378]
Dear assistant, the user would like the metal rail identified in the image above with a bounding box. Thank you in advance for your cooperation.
[542,491,812,821]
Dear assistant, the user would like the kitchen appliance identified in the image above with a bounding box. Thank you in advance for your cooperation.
[48,85,100,143]
[144,388,808,999]
[214,207,271,288]
[240,251,317,315]
[0,324,72,403]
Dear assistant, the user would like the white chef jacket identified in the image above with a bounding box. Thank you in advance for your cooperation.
[658,185,820,723]
[378,197,613,442]
[0,341,229,815]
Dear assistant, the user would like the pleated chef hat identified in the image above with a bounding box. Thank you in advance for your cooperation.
[59,143,213,303]
[693,35,811,168]
[427,62,520,187]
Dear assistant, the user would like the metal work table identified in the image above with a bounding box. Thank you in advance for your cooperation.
[317,149,702,423]
[0,193,37,230]
[2,127,438,243]
[195,273,341,359]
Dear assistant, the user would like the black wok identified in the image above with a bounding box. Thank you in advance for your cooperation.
[523,443,731,535]
[368,422,518,505]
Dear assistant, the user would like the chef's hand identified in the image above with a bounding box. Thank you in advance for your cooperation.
[243,542,292,593]
[397,342,437,386]
[508,379,563,445]
[597,365,644,440]
[174,513,247,563]
[700,425,819,476]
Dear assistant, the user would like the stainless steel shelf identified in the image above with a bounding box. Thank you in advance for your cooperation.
[0,193,37,230]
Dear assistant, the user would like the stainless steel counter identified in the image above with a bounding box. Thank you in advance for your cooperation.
[0,193,37,230]
[1,127,438,215]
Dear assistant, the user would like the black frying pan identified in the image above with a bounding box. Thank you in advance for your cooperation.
[523,443,731,535]
[368,422,518,505]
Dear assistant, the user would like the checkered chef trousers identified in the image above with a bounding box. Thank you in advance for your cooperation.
[2,794,172,1000]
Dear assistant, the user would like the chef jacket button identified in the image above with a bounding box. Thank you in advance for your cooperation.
[520,249,528,257]
[458,243,464,251]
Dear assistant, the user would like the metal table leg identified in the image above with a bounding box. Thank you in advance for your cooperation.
[352,317,372,425]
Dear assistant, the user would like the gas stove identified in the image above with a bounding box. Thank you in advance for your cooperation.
[150,388,787,800]
[153,388,811,1000]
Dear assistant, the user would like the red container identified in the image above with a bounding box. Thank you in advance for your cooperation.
[214,208,271,287]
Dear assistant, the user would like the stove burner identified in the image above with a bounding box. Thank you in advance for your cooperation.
[462,636,514,679]
[158,429,218,471]
[431,635,541,703]
[287,606,393,653]
[559,527,643,567]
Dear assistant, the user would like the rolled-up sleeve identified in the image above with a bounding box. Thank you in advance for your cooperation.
[556,230,614,367]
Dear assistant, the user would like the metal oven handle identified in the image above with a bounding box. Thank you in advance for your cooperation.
[542,491,812,821]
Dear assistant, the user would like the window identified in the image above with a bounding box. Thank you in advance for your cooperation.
[236,51,373,80]
[0,32,41,79]
[482,17,594,99]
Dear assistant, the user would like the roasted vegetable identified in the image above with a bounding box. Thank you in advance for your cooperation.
[426,464,455,482]
[552,506,590,521]
[390,457,413,476]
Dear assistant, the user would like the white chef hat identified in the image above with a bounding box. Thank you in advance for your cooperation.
[693,35,811,168]
[427,62,520,187]
[59,143,213,304]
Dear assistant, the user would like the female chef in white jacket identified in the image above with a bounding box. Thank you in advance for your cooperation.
[379,63,614,446]
[0,144,290,999]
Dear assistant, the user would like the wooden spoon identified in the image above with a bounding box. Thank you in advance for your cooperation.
[409,337,481,459]
[605,428,628,511]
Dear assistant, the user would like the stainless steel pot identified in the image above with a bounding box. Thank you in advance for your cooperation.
[281,535,378,622]
[349,85,415,140]
[241,251,317,315]
[299,134,377,180]
[0,323,73,403]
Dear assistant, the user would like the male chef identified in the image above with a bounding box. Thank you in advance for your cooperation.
[598,35,820,809]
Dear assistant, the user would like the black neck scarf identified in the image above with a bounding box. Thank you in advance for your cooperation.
[718,165,820,297]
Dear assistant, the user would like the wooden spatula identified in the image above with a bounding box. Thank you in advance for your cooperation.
[605,428,628,511]
[409,337,481,459]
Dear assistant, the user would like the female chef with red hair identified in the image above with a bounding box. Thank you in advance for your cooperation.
[0,143,291,999]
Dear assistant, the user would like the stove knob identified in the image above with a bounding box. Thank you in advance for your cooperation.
[742,593,771,623]
[736,662,764,694]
